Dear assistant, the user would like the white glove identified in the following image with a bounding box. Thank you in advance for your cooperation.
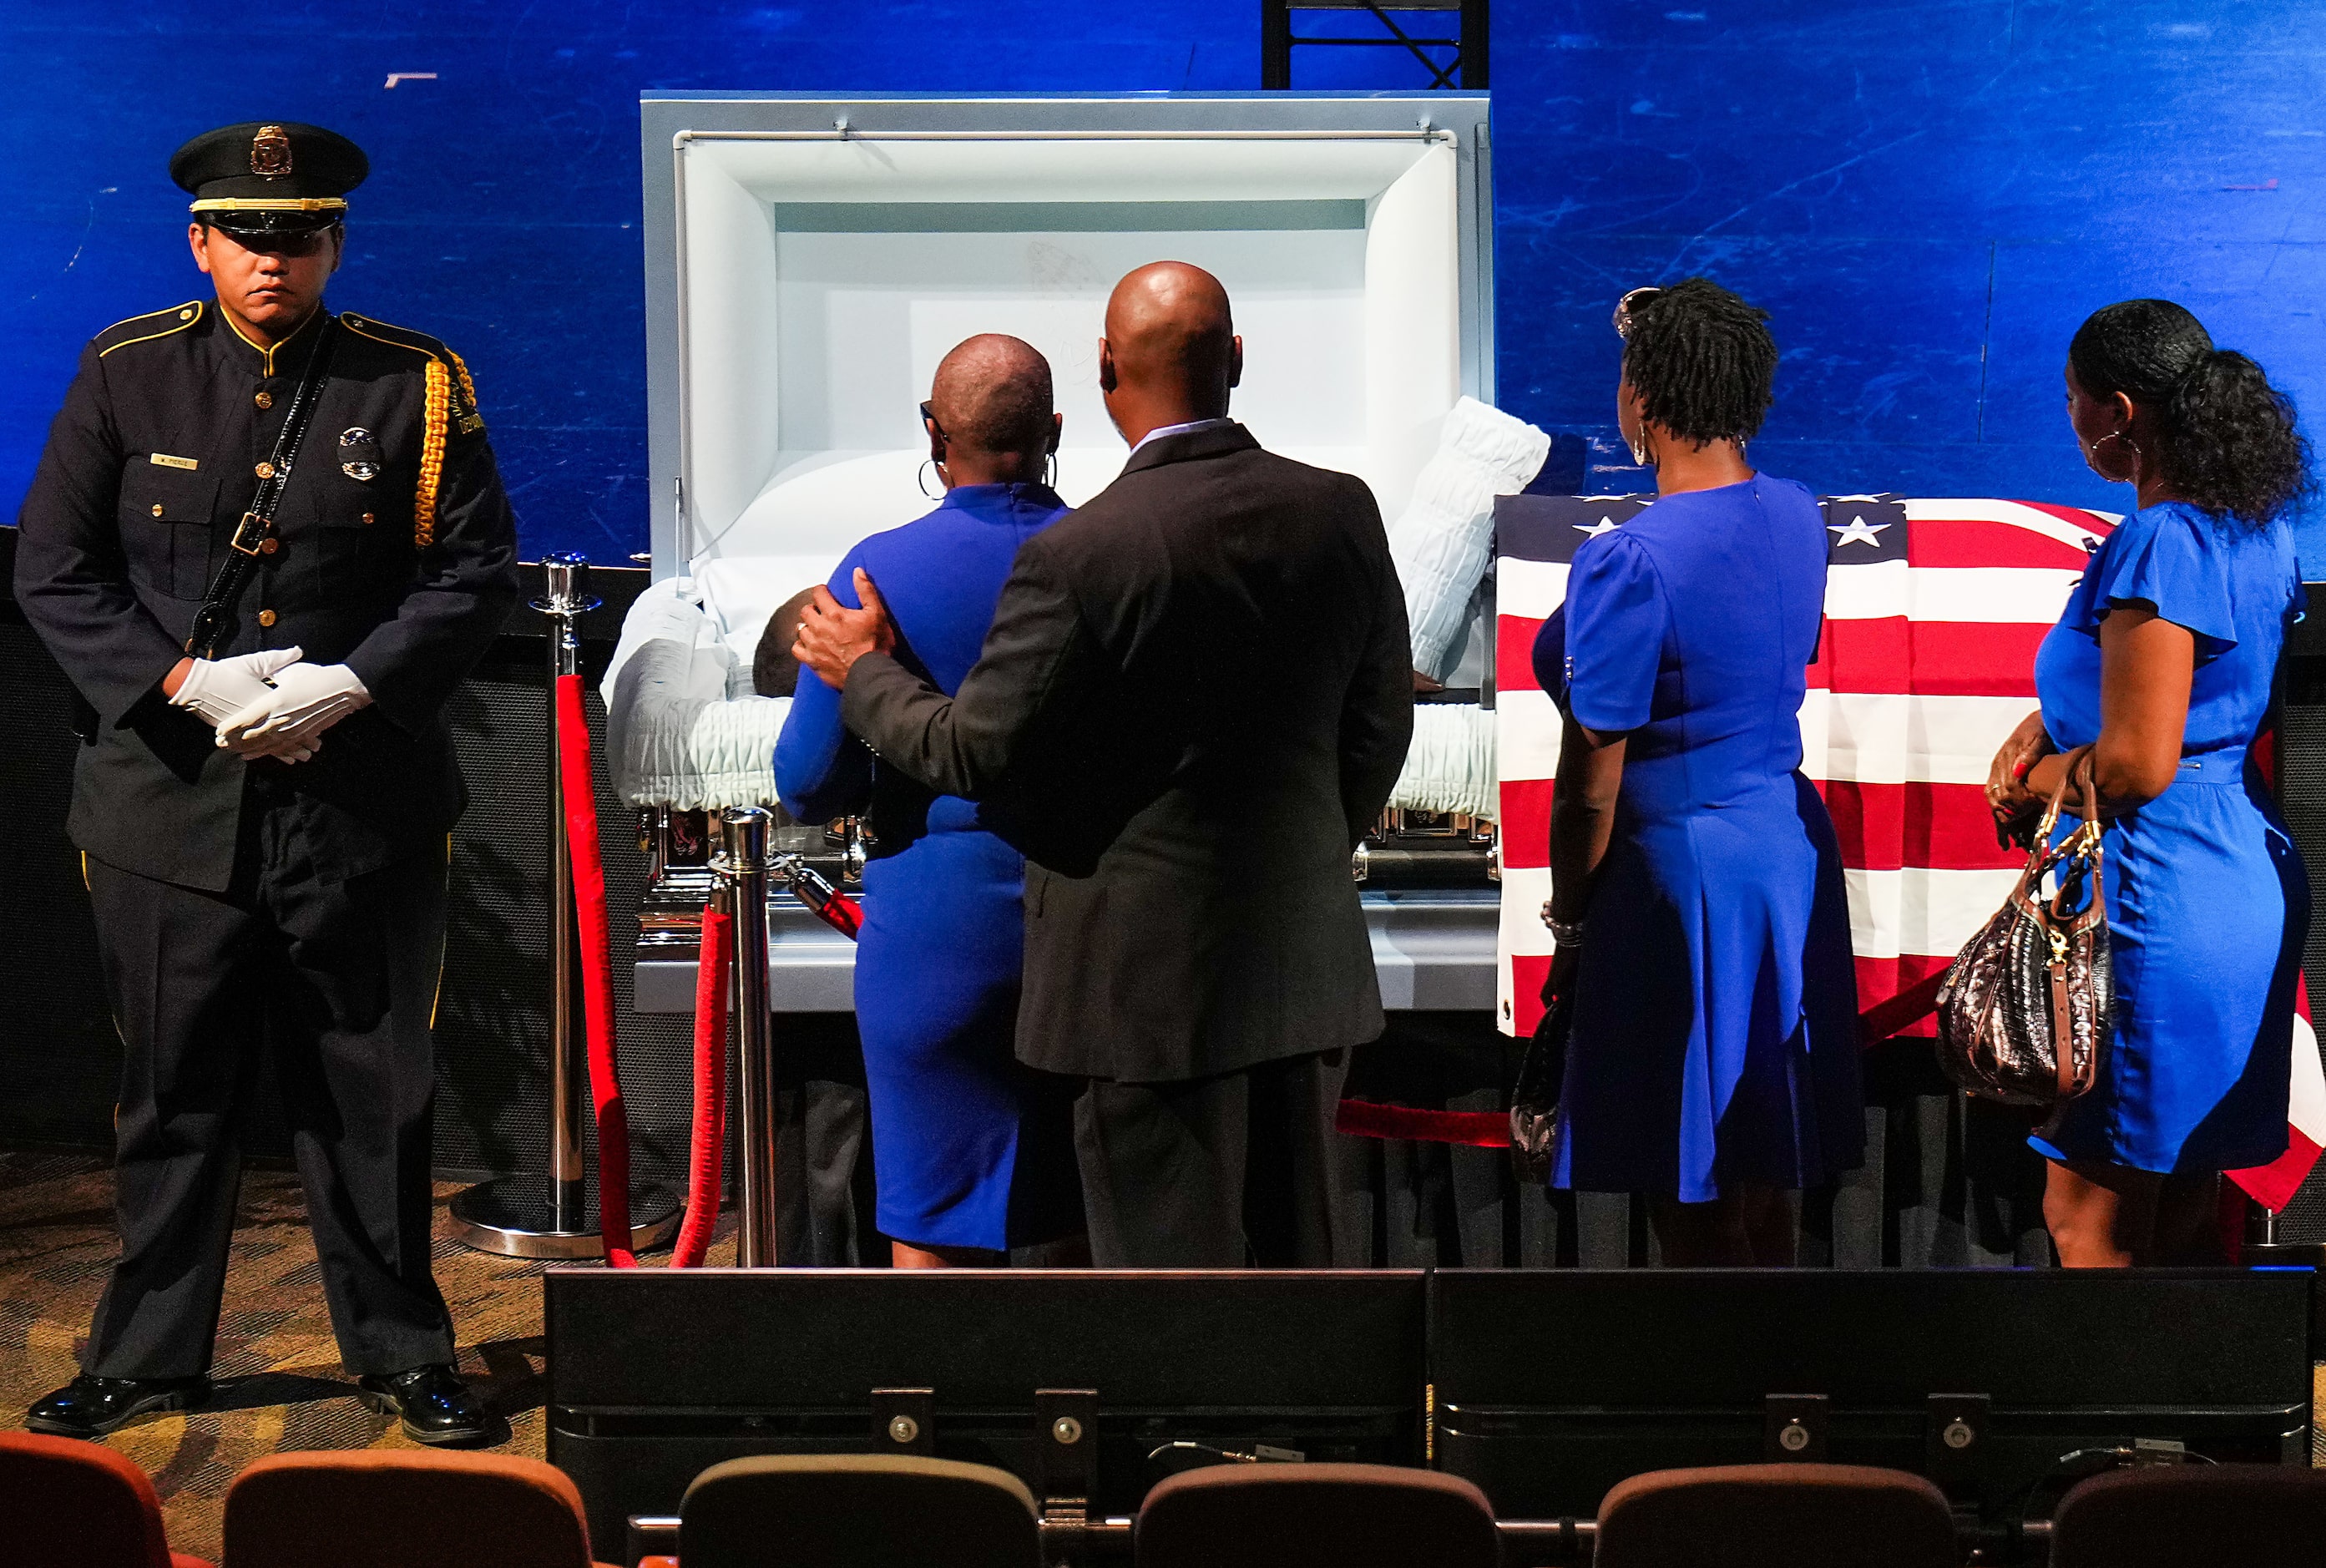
[167,647,305,726]
[217,661,373,754]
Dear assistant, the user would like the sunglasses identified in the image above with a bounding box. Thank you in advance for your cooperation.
[920,401,946,441]
[1612,286,1662,341]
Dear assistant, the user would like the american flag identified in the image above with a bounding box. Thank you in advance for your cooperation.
[1491,493,2326,1209]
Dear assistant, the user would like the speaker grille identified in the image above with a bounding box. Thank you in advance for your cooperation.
[2263,697,2326,1242]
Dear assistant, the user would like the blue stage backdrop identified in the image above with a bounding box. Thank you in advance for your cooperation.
[3,3,2321,563]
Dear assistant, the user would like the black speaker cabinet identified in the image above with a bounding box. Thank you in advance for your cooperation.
[2267,597,2326,1243]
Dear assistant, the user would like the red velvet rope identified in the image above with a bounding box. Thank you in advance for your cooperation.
[671,901,732,1268]
[554,674,636,1267]
[1336,974,1958,1149]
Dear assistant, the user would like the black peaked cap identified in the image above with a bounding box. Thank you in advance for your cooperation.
[169,122,367,235]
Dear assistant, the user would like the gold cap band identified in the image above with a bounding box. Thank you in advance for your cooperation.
[189,197,348,214]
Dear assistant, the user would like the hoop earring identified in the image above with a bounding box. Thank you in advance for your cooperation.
[2084,428,2141,483]
[1626,431,1652,468]
[1044,452,1059,488]
[918,459,943,499]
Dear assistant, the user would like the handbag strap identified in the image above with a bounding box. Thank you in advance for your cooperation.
[183,315,340,658]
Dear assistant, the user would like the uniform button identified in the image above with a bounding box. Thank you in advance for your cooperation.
[150,503,165,518]
[178,307,194,321]
[254,390,274,410]
[361,512,375,525]
[255,461,276,479]
[257,609,277,628]
[260,538,281,556]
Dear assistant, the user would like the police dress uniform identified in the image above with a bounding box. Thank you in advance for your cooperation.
[12,124,518,1432]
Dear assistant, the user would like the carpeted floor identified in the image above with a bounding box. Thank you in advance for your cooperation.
[0,1150,731,1564]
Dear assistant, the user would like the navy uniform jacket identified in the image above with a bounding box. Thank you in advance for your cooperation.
[13,301,520,890]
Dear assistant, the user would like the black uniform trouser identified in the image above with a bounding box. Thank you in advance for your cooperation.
[80,806,457,1380]
[1072,1049,1352,1268]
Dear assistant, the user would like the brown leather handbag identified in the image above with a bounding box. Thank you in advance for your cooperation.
[1935,746,2114,1107]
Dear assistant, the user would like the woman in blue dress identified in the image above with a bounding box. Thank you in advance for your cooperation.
[1986,299,2311,1267]
[1533,279,1863,1264]
[776,334,1082,1267]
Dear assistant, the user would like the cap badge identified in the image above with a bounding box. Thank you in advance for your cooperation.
[339,427,382,482]
[250,124,292,177]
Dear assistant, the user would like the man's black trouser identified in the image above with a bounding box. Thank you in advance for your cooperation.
[1072,1049,1353,1268]
[80,802,457,1380]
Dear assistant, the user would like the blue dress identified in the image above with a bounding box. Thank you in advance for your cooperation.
[775,482,1081,1252]
[1533,475,1864,1201]
[2029,501,2309,1173]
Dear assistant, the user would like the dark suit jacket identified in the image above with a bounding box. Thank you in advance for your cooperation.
[840,422,1414,1083]
[12,301,519,891]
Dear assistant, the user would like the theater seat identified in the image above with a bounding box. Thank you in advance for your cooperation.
[220,1450,619,1568]
[1594,1464,1957,1568]
[674,1454,1042,1567]
[0,1430,212,1568]
[2050,1463,2326,1567]
[1134,1462,1499,1568]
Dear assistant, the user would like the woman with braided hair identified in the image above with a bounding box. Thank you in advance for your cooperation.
[1531,278,1863,1263]
[1987,299,2312,1266]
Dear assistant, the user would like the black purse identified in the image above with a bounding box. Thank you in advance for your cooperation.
[1509,985,1570,1183]
[1935,746,2113,1107]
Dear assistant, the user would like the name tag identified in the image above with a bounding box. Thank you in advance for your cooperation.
[149,453,199,471]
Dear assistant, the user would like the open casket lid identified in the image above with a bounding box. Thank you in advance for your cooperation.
[640,93,1494,625]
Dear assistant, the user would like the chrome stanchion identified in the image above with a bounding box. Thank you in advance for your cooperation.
[720,807,781,1267]
[452,553,677,1258]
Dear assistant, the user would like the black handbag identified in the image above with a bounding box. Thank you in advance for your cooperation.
[1509,985,1570,1183]
[1935,746,2113,1107]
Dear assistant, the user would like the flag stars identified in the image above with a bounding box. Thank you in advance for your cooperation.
[1828,513,1891,549]
[1575,516,1621,538]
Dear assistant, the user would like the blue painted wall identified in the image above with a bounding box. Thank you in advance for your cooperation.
[5,3,2321,562]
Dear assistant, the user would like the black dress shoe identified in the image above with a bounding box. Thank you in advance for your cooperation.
[26,1373,212,1438]
[356,1364,497,1447]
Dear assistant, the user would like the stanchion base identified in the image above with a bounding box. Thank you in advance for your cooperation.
[2243,1239,2326,1268]
[449,1175,682,1259]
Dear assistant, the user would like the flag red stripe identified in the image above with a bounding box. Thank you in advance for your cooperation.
[1854,953,1954,1038]
[1807,618,2046,698]
[1499,615,1547,694]
[1499,776,1555,870]
[1905,517,2101,570]
[1816,780,2025,871]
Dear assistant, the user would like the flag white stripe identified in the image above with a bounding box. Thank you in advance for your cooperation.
[1796,691,2039,786]
[1495,689,1565,781]
[1901,496,2121,546]
[1842,867,2019,960]
[1825,562,2082,624]
[1496,557,1570,621]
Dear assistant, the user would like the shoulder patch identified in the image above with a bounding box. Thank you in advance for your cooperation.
[94,300,205,357]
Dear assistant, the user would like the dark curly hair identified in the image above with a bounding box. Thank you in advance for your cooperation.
[1621,277,1778,447]
[2068,299,2312,529]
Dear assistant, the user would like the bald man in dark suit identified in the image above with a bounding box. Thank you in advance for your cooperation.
[795,262,1413,1267]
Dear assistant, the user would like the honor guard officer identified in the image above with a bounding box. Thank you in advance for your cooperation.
[13,123,518,1445]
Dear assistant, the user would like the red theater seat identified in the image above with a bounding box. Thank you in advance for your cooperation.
[674,1454,1043,1567]
[2050,1463,2326,1568]
[0,1430,212,1568]
[1595,1464,1957,1568]
[220,1450,619,1568]
[1134,1462,1499,1568]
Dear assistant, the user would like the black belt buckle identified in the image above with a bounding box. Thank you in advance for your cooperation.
[229,510,270,557]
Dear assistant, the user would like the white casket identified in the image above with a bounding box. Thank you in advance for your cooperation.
[634,93,1500,1012]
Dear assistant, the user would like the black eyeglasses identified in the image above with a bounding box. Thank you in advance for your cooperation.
[1612,286,1662,341]
[920,401,946,441]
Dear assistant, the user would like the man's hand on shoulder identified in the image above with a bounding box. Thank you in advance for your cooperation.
[793,569,898,690]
